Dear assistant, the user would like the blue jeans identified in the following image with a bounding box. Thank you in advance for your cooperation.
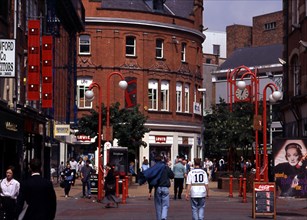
[190,197,206,220]
[82,179,91,197]
[154,186,170,220]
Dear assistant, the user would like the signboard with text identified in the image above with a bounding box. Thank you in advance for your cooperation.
[0,39,15,77]
[252,182,276,219]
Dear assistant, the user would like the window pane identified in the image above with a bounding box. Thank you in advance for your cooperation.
[126,36,135,56]
[79,35,90,54]
[156,39,163,58]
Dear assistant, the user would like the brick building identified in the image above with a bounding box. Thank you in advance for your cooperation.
[0,0,84,180]
[280,0,307,138]
[76,0,205,166]
[226,11,283,57]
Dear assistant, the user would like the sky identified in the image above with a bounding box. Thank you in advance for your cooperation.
[203,0,282,32]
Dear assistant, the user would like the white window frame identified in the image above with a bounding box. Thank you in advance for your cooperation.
[156,39,164,59]
[181,43,186,62]
[184,83,190,113]
[77,78,93,109]
[176,82,182,112]
[126,36,136,56]
[79,35,91,55]
[160,80,169,111]
[148,80,158,110]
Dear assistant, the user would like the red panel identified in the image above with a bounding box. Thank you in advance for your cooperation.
[42,36,53,108]
[27,20,40,101]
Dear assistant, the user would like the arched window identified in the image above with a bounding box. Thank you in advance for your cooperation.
[77,78,92,109]
[148,79,158,110]
[160,80,169,111]
[176,82,183,112]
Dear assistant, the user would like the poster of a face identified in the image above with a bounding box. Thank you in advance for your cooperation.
[273,139,307,198]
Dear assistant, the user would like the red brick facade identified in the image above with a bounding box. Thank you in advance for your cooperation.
[226,11,283,57]
[77,0,205,162]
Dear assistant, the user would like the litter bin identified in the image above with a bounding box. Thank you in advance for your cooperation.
[90,174,98,194]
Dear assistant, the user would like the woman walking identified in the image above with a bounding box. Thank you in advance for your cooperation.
[61,163,74,198]
[102,164,121,208]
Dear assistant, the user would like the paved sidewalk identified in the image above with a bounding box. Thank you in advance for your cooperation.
[54,180,307,220]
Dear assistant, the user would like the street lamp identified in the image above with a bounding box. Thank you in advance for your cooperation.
[227,66,261,180]
[262,83,282,182]
[237,68,260,181]
[85,82,103,202]
[106,72,128,142]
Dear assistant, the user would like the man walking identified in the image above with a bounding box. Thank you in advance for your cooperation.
[185,158,209,220]
[80,160,93,199]
[153,156,174,220]
[173,158,185,199]
[17,158,57,220]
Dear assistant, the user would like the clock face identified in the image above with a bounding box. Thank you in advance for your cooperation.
[235,87,250,101]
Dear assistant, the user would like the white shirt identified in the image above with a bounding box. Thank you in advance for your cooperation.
[186,168,209,198]
[70,160,78,170]
[0,178,20,199]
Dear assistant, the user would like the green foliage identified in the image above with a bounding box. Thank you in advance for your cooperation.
[203,98,254,157]
[76,102,150,153]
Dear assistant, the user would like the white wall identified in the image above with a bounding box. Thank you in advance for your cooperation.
[202,30,227,58]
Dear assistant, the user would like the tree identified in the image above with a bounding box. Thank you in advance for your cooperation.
[203,98,254,170]
[77,102,150,155]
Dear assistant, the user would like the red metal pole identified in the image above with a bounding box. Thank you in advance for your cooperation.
[116,176,120,197]
[262,83,279,182]
[125,175,129,198]
[106,72,126,142]
[239,175,243,197]
[88,82,103,202]
[122,179,126,204]
[242,177,247,203]
[229,175,233,198]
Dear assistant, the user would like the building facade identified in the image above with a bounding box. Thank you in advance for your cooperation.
[281,0,307,138]
[76,0,205,167]
[0,0,84,180]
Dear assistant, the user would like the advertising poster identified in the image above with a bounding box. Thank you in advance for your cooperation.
[273,139,307,198]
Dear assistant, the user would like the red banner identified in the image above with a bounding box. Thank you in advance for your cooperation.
[42,36,53,108]
[27,20,40,100]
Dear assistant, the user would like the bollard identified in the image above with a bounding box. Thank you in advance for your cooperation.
[115,176,120,197]
[125,176,129,198]
[243,164,247,178]
[122,179,127,204]
[242,177,247,203]
[238,175,243,197]
[229,175,233,198]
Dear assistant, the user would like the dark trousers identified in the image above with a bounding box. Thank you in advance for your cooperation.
[0,196,17,220]
[64,181,72,196]
[174,178,184,199]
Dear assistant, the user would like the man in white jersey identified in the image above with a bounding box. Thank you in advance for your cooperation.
[185,158,209,220]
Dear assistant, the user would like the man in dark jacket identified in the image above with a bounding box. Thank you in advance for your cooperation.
[17,158,57,220]
[153,156,174,220]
